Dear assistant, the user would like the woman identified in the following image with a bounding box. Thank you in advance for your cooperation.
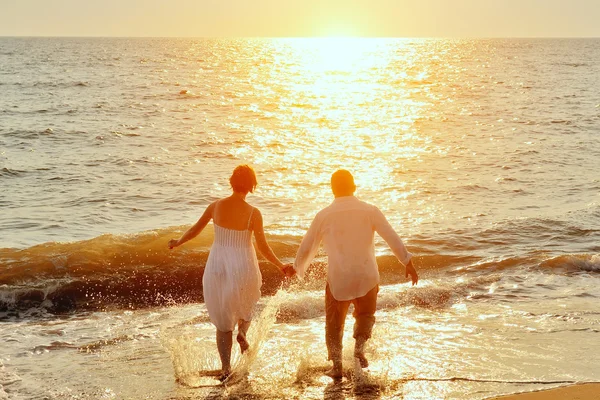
[168,165,288,379]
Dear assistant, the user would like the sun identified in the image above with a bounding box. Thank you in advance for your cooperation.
[317,23,361,38]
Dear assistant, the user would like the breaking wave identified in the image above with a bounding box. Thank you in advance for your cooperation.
[0,226,598,316]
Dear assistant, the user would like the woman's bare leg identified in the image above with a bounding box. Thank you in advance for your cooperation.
[236,319,251,354]
[216,329,233,379]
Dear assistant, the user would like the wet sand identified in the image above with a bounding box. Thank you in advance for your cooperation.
[490,383,600,399]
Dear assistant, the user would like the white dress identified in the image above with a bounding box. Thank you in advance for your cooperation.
[203,208,262,332]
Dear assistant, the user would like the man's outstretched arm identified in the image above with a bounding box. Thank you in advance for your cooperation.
[373,207,418,285]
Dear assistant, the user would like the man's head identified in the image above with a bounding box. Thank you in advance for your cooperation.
[331,169,356,197]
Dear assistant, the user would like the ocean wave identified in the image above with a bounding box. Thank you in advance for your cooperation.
[0,167,26,177]
[539,254,600,273]
[476,216,600,247]
[4,129,41,139]
[31,81,90,88]
[559,62,589,68]
[1,225,598,316]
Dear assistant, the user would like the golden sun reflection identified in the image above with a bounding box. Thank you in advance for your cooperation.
[241,38,437,229]
[288,38,389,73]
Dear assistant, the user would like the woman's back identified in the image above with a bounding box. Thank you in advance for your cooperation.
[212,198,255,249]
[212,197,254,231]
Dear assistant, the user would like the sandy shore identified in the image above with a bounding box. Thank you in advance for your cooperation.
[490,383,600,399]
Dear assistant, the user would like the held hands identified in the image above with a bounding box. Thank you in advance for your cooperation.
[281,263,296,278]
[405,259,419,286]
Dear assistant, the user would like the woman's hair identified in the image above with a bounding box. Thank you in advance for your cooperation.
[229,164,258,194]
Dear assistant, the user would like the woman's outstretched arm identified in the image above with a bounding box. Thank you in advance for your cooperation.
[169,202,216,249]
[252,208,286,272]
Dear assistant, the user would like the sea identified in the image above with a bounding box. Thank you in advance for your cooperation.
[1,37,599,400]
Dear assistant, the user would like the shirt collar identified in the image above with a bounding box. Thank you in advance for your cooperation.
[333,195,358,204]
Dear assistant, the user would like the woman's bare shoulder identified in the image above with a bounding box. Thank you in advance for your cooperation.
[201,200,220,217]
[250,205,262,216]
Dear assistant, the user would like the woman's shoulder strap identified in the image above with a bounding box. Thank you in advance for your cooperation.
[211,200,221,220]
[247,207,255,230]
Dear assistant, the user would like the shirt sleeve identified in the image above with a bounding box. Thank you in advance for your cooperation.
[372,206,412,266]
[293,214,323,278]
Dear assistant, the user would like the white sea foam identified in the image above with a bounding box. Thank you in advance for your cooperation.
[0,361,21,400]
[583,254,600,272]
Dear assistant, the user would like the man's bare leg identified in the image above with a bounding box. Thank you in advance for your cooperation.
[216,329,232,380]
[236,319,250,354]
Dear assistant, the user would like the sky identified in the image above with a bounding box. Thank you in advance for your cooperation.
[0,0,599,37]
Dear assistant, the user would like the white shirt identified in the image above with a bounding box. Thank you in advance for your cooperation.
[293,196,413,301]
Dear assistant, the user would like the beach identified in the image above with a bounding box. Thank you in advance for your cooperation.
[490,383,600,399]
[1,37,599,399]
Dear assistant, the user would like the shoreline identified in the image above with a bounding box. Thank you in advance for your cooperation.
[489,383,600,399]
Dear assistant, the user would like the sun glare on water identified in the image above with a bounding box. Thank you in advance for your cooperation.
[243,38,432,216]
[289,37,390,73]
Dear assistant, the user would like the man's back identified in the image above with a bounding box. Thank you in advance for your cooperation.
[294,196,412,301]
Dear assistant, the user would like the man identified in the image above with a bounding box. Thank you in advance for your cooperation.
[290,169,418,378]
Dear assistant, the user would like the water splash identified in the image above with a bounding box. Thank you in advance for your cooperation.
[225,288,287,383]
[160,287,289,388]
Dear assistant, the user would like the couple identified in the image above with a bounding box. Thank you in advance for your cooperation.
[168,165,418,380]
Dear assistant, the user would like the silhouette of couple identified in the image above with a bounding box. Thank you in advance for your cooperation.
[169,165,418,380]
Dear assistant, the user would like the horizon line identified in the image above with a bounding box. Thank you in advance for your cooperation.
[1,35,599,39]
